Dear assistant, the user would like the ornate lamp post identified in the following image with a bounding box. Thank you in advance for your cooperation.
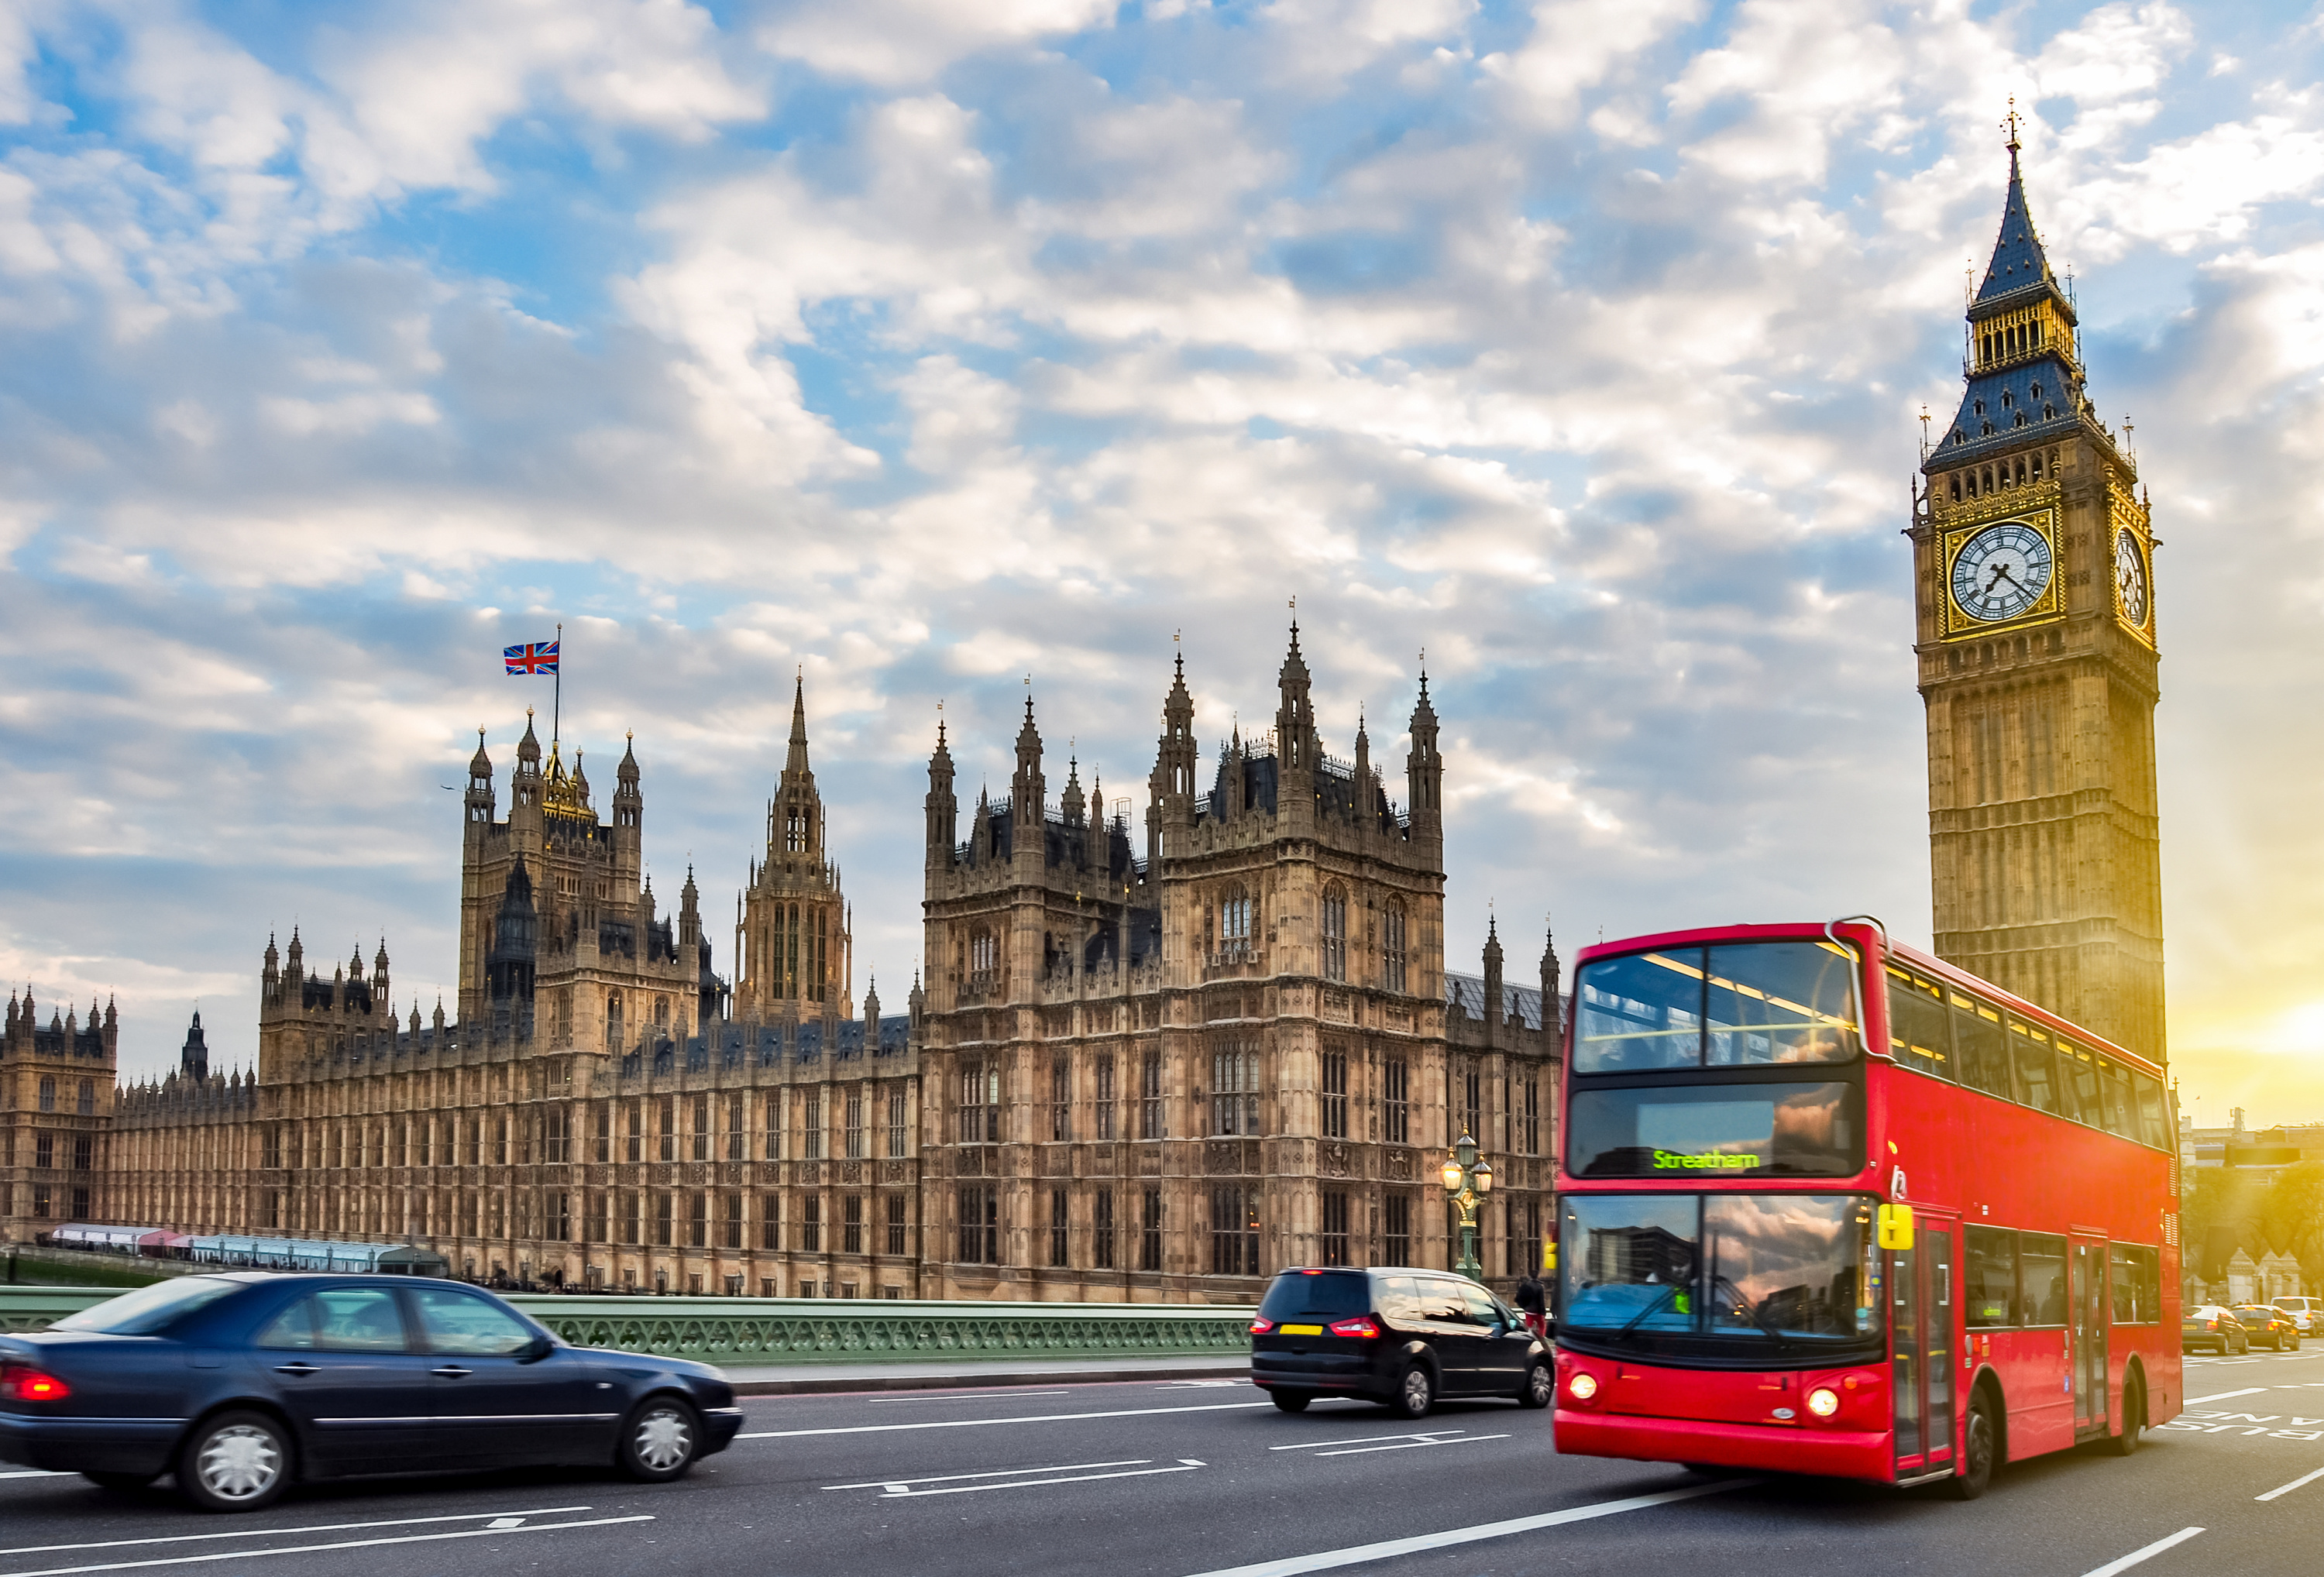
[1439,1130,1494,1280]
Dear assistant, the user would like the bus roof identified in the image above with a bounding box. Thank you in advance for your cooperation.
[1571,919,2165,1083]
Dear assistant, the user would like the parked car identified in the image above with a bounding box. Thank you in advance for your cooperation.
[2233,1304,2302,1351]
[0,1274,743,1512]
[1250,1266,1552,1417]
[2181,1304,2250,1355]
[2273,1297,2322,1337]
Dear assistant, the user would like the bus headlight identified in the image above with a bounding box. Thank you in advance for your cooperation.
[1568,1373,1599,1401]
[1806,1386,1840,1418]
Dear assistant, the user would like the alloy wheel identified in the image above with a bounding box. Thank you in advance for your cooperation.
[195,1423,283,1504]
[632,1406,696,1473]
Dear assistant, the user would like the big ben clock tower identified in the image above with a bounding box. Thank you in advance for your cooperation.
[1910,125,2166,1066]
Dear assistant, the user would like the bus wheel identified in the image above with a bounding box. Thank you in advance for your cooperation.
[1944,1397,1997,1501]
[2103,1376,2144,1457]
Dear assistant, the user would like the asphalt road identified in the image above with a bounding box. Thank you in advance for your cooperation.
[5,1348,2322,1577]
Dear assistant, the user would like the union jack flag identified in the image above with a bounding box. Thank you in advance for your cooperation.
[504,641,559,675]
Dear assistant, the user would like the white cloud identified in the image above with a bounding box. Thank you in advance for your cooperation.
[756,0,1117,86]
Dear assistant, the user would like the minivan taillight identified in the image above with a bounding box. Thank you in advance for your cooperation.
[1328,1317,1380,1339]
[1250,1319,1274,1335]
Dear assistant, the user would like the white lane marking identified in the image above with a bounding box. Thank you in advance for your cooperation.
[1163,1380,1246,1389]
[0,1473,69,1482]
[2077,1527,2204,1577]
[1177,1479,1760,1577]
[878,1462,1205,1499]
[738,1400,1274,1438]
[0,1510,596,1558]
[871,1390,1071,1403]
[483,1519,525,1531]
[1314,1433,1511,1458]
[824,1458,1150,1490]
[2256,1466,2324,1502]
[1267,1430,1464,1452]
[2185,1388,2268,1405]
[0,1516,652,1577]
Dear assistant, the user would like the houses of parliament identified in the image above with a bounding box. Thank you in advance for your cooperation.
[0,143,2169,1297]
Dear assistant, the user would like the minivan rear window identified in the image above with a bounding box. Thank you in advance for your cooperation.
[1259,1270,1372,1323]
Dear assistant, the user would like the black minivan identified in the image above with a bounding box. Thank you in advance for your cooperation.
[1249,1266,1552,1417]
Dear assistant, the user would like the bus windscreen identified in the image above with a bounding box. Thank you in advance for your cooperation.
[1565,1080,1861,1178]
[1574,942,1859,1072]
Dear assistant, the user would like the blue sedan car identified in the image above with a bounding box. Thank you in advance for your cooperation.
[0,1274,744,1511]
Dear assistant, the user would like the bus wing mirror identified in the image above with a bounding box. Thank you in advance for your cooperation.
[1876,1204,1916,1252]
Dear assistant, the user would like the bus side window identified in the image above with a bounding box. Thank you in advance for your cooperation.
[2007,1019,2060,1114]
[2054,1039,2094,1125]
[1884,969,1953,1080]
[2018,1232,2068,1326]
[2095,1060,2137,1139]
[1964,1226,2018,1328]
[2138,1247,2161,1323]
[2130,1073,2169,1149]
[2109,1244,2136,1324]
[1951,994,2010,1098]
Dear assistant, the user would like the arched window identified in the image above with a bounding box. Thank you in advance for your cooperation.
[605,991,624,1053]
[1220,888,1253,959]
[1320,885,1348,982]
[785,805,810,854]
[969,929,998,982]
[37,1076,54,1112]
[1382,902,1408,995]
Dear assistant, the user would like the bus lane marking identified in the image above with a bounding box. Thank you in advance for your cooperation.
[1267,1430,1469,1452]
[2076,1527,2203,1577]
[2256,1465,2324,1501]
[2183,1388,2267,1404]
[0,1515,655,1577]
[1176,1479,1762,1577]
[737,1399,1273,1438]
[824,1458,1148,1489]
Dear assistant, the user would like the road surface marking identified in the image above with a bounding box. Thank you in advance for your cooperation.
[2077,1527,2204,1577]
[824,1458,1150,1489]
[0,1473,69,1482]
[1268,1430,1468,1452]
[0,1510,597,1558]
[1177,1479,1761,1577]
[2185,1388,2267,1405]
[1314,1432,1511,1458]
[483,1519,525,1531]
[882,1462,1205,1498]
[2256,1466,2324,1501]
[0,1516,652,1577]
[738,1400,1274,1438]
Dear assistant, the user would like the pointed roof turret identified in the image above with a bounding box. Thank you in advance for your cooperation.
[469,728,492,778]
[1975,125,2061,310]
[517,709,541,767]
[786,674,812,776]
[618,730,639,783]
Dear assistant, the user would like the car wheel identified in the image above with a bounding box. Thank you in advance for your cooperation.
[1516,1360,1554,1410]
[2103,1376,2144,1457]
[1944,1396,1997,1501]
[82,1472,155,1493]
[617,1397,702,1483]
[177,1411,292,1513]
[1391,1362,1435,1420]
[1270,1390,1313,1414]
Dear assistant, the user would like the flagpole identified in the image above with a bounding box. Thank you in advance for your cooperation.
[553,621,562,745]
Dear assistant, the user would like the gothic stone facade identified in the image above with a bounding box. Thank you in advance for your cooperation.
[916,632,1563,1300]
[1911,143,2167,1065]
[57,645,1563,1305]
[1,994,118,1232]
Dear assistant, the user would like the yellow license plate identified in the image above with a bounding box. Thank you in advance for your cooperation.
[1278,1324,1324,1335]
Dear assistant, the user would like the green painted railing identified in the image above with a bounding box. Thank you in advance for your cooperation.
[0,1287,1257,1364]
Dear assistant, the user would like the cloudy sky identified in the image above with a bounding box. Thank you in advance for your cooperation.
[3,0,2321,1122]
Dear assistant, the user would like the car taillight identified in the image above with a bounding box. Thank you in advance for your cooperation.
[1250,1319,1274,1335]
[2205,1319,2218,1330]
[0,1366,70,1403]
[1328,1318,1380,1338]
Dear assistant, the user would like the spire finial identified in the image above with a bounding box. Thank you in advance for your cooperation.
[2003,96,2023,159]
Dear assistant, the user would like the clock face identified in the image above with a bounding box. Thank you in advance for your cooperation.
[2115,529,2149,627]
[1951,520,2054,624]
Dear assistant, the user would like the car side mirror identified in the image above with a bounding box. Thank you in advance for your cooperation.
[518,1334,555,1364]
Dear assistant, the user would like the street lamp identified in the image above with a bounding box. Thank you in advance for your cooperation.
[1440,1129,1494,1280]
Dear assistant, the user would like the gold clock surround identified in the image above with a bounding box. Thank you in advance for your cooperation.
[1940,505,2063,639]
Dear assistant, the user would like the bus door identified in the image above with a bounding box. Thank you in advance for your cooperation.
[1889,1213,1958,1478]
[2070,1234,2109,1434]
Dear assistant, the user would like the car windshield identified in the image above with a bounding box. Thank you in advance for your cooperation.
[1259,1272,1372,1323]
[1559,1193,1880,1367]
[1574,942,1861,1073]
[50,1277,244,1335]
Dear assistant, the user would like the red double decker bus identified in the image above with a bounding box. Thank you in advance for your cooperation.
[1551,920,2179,1499]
